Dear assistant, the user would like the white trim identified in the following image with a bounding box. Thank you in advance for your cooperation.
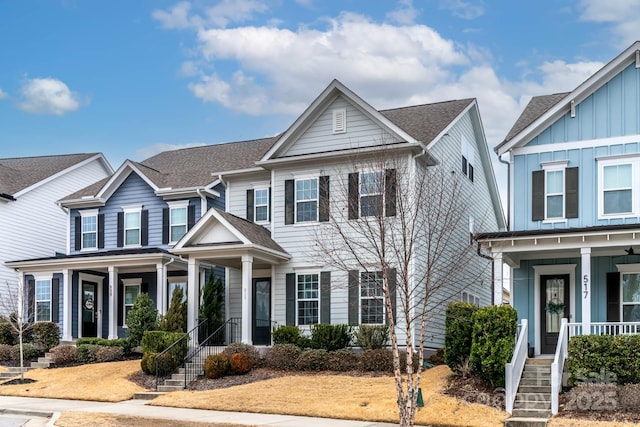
[122,279,142,328]
[294,176,319,224]
[122,206,142,247]
[513,134,640,157]
[79,210,99,251]
[295,271,320,326]
[359,270,385,325]
[34,277,52,323]
[254,187,270,224]
[78,273,104,339]
[332,108,347,134]
[597,157,638,219]
[168,201,189,244]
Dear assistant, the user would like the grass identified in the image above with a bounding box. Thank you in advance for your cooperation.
[549,419,640,427]
[55,412,252,427]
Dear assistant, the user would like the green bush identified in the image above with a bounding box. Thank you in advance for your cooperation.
[353,324,389,350]
[264,344,301,370]
[125,293,158,347]
[75,337,131,354]
[222,343,261,368]
[204,353,230,378]
[76,344,98,363]
[0,343,13,361]
[140,331,187,375]
[328,348,359,371]
[141,352,156,374]
[141,331,187,354]
[272,325,302,346]
[31,322,60,352]
[11,343,40,361]
[469,305,517,387]
[568,335,640,385]
[229,352,252,375]
[0,322,15,346]
[444,302,478,372]
[359,349,394,372]
[50,345,78,365]
[310,324,351,351]
[295,349,331,371]
[428,348,445,365]
[159,287,187,333]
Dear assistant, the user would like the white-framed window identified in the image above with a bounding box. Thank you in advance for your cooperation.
[542,161,567,220]
[360,171,384,217]
[295,178,318,223]
[80,209,98,250]
[123,206,142,246]
[297,273,319,325]
[254,188,269,222]
[621,273,640,322]
[599,157,635,217]
[360,271,384,324]
[168,201,188,243]
[168,278,187,305]
[332,108,346,134]
[122,279,141,326]
[462,291,480,306]
[461,137,475,182]
[35,278,52,322]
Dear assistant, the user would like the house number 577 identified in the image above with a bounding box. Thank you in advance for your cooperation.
[583,275,589,299]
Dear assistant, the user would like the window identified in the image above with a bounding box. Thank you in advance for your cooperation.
[532,162,578,221]
[35,279,51,322]
[360,171,384,217]
[360,271,384,324]
[462,291,480,306]
[168,280,187,305]
[297,274,319,325]
[545,169,564,219]
[169,202,188,243]
[124,209,141,246]
[603,164,632,215]
[622,273,640,322]
[255,188,269,222]
[461,137,474,182]
[81,211,98,250]
[123,282,141,326]
[295,178,318,223]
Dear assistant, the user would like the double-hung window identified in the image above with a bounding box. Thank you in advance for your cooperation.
[532,161,578,222]
[35,278,52,322]
[123,279,141,326]
[360,171,384,217]
[360,271,384,324]
[254,188,269,222]
[621,273,640,322]
[297,273,319,325]
[169,201,188,243]
[295,178,318,223]
[545,168,565,219]
[461,137,474,182]
[123,207,141,246]
[80,210,98,250]
[602,163,633,216]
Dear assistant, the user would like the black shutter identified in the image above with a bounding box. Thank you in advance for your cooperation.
[320,271,331,324]
[141,210,149,246]
[187,204,196,230]
[387,268,397,324]
[117,212,124,248]
[348,270,359,325]
[117,282,123,326]
[285,180,294,225]
[268,187,272,221]
[566,167,579,219]
[162,208,169,244]
[51,278,60,323]
[74,216,81,250]
[286,273,295,325]
[27,278,35,322]
[385,169,397,217]
[246,189,254,222]
[319,176,330,222]
[606,272,620,322]
[348,173,359,220]
[142,282,149,294]
[97,214,105,249]
[532,170,545,221]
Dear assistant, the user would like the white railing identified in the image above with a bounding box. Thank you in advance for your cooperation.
[568,321,640,337]
[551,318,568,415]
[505,319,528,414]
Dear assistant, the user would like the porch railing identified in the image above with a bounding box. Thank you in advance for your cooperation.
[568,321,640,337]
[505,319,528,414]
[551,318,568,415]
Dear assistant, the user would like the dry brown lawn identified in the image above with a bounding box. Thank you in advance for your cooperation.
[151,365,508,427]
[549,419,640,427]
[55,412,251,427]
[0,360,144,401]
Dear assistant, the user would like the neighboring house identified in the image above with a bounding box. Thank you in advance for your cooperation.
[8,80,504,350]
[0,153,113,317]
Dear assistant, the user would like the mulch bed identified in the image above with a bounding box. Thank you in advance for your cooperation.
[0,378,37,385]
[554,391,640,423]
[443,373,505,411]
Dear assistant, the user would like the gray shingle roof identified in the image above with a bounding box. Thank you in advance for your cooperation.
[380,99,474,144]
[215,209,288,254]
[0,153,100,196]
[502,93,569,144]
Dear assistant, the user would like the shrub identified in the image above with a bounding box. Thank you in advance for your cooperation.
[309,324,351,351]
[75,338,132,354]
[222,343,261,368]
[11,343,40,361]
[141,352,156,374]
[159,287,187,333]
[0,343,13,361]
[229,353,252,375]
[295,349,330,371]
[50,345,78,365]
[92,346,124,363]
[0,322,15,346]
[264,344,301,370]
[353,324,389,350]
[76,344,98,363]
[204,353,230,378]
[328,348,359,371]
[359,349,394,372]
[125,293,158,347]
[469,305,517,387]
[272,325,302,346]
[31,322,60,352]
[141,331,187,354]
[428,348,445,365]
[568,334,640,385]
[200,274,224,341]
[140,331,187,375]
[444,302,478,372]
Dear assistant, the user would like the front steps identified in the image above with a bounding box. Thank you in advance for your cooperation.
[157,346,222,392]
[0,352,54,381]
[505,358,552,427]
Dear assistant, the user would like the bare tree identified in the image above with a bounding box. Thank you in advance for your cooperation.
[313,149,490,426]
[0,280,35,381]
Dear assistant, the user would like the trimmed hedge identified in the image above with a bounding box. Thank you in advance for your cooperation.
[222,343,261,368]
[31,322,60,352]
[50,345,78,365]
[444,302,478,372]
[0,343,12,361]
[264,344,301,370]
[353,324,389,350]
[272,325,302,346]
[310,324,351,351]
[328,349,359,371]
[11,343,40,361]
[568,335,640,385]
[295,349,330,371]
[204,353,230,378]
[75,337,131,353]
[0,322,15,346]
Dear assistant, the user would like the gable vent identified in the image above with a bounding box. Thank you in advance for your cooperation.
[332,108,346,134]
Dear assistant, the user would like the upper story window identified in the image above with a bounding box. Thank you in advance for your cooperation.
[169,201,188,243]
[284,176,329,225]
[360,171,384,217]
[545,169,565,219]
[255,188,269,222]
[124,207,141,246]
[80,209,98,250]
[360,271,384,324]
[597,156,639,219]
[349,169,396,219]
[461,137,474,182]
[532,161,578,222]
[35,278,52,322]
[295,178,318,223]
[297,273,319,325]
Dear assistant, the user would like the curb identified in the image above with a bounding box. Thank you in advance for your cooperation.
[1,408,53,418]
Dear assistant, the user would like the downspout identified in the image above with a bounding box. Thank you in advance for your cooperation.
[196,188,207,217]
[476,241,495,305]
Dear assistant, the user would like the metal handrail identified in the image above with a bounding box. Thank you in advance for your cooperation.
[551,318,568,415]
[505,319,528,414]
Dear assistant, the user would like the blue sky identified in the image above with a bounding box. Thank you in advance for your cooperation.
[0,0,638,172]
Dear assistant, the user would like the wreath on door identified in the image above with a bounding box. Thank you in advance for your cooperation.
[545,301,565,315]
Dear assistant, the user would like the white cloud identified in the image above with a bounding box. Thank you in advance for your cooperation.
[0,87,7,99]
[152,1,200,29]
[387,0,419,25]
[17,78,82,115]
[578,0,640,47]
[439,0,485,20]
[134,142,207,160]
[153,0,268,30]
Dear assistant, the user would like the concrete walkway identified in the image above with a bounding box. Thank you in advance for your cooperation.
[0,396,400,427]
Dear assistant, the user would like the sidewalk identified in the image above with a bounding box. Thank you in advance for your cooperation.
[0,395,400,427]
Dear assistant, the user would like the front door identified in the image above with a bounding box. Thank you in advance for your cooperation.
[541,274,570,354]
[252,279,271,345]
[82,281,97,337]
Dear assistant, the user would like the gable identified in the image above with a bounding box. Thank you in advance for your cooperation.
[194,221,242,245]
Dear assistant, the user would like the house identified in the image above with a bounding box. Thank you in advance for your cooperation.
[476,41,640,414]
[7,80,504,351]
[0,153,112,317]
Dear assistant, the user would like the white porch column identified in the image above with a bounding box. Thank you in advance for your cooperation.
[62,269,72,341]
[17,270,24,322]
[187,258,200,332]
[156,263,165,314]
[581,248,591,333]
[493,253,504,305]
[241,255,253,344]
[108,266,118,339]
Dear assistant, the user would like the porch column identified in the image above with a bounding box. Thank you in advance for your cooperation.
[62,269,72,341]
[156,263,165,314]
[187,258,200,333]
[108,266,118,339]
[17,270,24,322]
[241,255,253,344]
[493,253,504,305]
[581,248,591,333]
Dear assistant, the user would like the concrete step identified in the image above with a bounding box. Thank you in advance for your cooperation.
[0,372,19,379]
[7,367,31,373]
[157,385,185,392]
[518,385,551,394]
[519,378,551,387]
[514,399,551,410]
[522,368,550,376]
[526,359,553,365]
[171,373,186,381]
[30,361,51,369]
[504,416,548,427]
[163,379,187,387]
[511,408,551,418]
[37,356,52,364]
[133,392,165,400]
